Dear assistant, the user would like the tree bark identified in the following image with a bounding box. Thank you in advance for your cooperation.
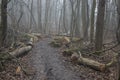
[116,0,120,79]
[0,0,8,47]
[82,0,89,41]
[37,0,42,33]
[95,0,106,52]
[90,0,96,43]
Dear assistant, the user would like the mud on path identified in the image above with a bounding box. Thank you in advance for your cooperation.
[30,38,82,80]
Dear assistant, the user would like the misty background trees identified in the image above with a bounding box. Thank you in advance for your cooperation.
[7,0,120,49]
[0,0,119,53]
[0,0,120,79]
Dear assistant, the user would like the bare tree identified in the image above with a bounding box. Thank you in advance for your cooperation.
[63,0,67,33]
[116,0,120,79]
[95,0,106,52]
[29,0,33,32]
[0,0,8,47]
[82,0,89,40]
[69,0,75,39]
[37,0,42,33]
[90,0,96,43]
[44,0,50,34]
[74,0,81,37]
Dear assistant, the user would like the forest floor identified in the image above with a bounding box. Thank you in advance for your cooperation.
[0,36,118,80]
[28,37,117,80]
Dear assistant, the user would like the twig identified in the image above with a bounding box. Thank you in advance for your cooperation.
[91,44,119,54]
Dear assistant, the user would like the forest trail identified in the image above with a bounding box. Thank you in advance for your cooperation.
[30,37,82,80]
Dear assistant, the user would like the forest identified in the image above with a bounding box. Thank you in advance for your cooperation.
[0,0,120,80]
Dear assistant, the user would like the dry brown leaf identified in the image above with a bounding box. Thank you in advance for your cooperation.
[16,66,21,74]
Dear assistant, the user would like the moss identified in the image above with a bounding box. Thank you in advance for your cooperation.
[62,50,74,57]
[0,53,12,61]
[62,47,81,57]
[0,53,12,72]
[50,41,62,48]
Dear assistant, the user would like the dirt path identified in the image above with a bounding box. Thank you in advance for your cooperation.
[30,38,82,80]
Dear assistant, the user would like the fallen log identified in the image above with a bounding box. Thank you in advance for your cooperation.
[50,41,62,48]
[62,48,80,57]
[50,36,71,48]
[10,46,32,57]
[26,34,39,42]
[0,34,39,71]
[10,38,34,57]
[71,52,79,63]
[71,52,117,72]
[78,55,106,71]
[31,33,42,38]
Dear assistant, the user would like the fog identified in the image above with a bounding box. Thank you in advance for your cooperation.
[6,0,118,41]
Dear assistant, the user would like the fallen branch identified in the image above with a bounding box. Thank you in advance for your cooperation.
[92,44,119,54]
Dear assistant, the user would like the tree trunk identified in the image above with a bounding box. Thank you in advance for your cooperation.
[29,0,33,32]
[38,0,42,33]
[0,0,8,47]
[90,0,96,43]
[44,0,50,34]
[81,0,89,41]
[63,0,67,33]
[116,0,120,79]
[75,0,81,37]
[117,16,120,80]
[95,0,106,52]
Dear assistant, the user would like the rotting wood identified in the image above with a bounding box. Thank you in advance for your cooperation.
[70,52,117,72]
[62,48,79,56]
[10,46,32,57]
[0,33,40,72]
[78,53,106,71]
[9,37,34,57]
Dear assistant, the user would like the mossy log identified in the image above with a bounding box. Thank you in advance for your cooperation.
[70,52,117,72]
[50,36,84,48]
[0,34,39,71]
[62,50,74,56]
[9,46,32,57]
[9,38,33,57]
[26,34,39,42]
[50,41,62,47]
[50,36,71,48]
[31,33,42,38]
[62,48,80,56]
[78,55,106,71]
